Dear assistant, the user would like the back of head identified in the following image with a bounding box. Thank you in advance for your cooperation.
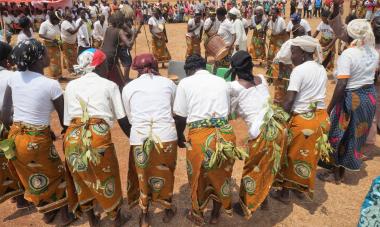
[0,41,12,63]
[184,54,206,75]
[216,7,227,16]
[19,16,31,29]
[230,51,253,81]
[11,39,45,71]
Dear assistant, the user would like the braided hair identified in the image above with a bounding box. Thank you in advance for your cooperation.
[229,51,254,83]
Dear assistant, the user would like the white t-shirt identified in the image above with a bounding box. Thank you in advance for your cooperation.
[148,16,166,34]
[92,20,106,41]
[8,70,63,125]
[88,5,98,18]
[122,74,177,145]
[242,18,250,29]
[268,16,286,35]
[64,72,126,126]
[336,46,379,89]
[0,67,12,112]
[76,18,90,47]
[61,20,77,44]
[217,19,236,46]
[204,17,220,36]
[229,75,270,139]
[174,70,230,123]
[100,4,110,18]
[17,28,34,44]
[233,19,247,53]
[316,21,334,40]
[39,20,60,40]
[287,61,327,113]
[286,19,311,33]
[187,18,204,37]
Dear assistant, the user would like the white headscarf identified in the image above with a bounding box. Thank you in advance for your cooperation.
[291,36,323,64]
[347,19,375,48]
[229,7,241,18]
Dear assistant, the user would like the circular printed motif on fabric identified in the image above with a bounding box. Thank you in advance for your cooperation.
[293,161,312,179]
[67,128,80,141]
[68,152,88,172]
[221,179,232,197]
[242,176,256,196]
[91,123,109,136]
[351,93,361,111]
[134,146,148,168]
[186,159,193,177]
[49,146,59,159]
[300,112,315,120]
[103,177,115,198]
[148,177,165,192]
[28,173,49,195]
[202,148,213,170]
[355,122,369,138]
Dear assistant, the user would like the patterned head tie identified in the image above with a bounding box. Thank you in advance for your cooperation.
[11,39,45,71]
[132,53,159,75]
[74,48,107,75]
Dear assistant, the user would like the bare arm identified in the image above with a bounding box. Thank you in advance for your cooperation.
[1,86,13,129]
[327,79,348,115]
[313,30,320,38]
[281,90,297,114]
[53,95,66,132]
[174,115,187,148]
[328,1,349,43]
[118,116,131,137]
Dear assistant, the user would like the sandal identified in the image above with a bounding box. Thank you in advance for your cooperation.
[185,209,204,226]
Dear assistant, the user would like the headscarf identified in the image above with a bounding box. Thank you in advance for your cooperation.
[209,8,216,15]
[347,19,376,47]
[11,39,45,71]
[229,51,254,82]
[73,48,107,75]
[228,7,241,17]
[291,35,323,63]
[290,13,301,24]
[132,53,159,75]
[255,6,264,12]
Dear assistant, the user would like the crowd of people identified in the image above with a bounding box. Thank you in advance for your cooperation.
[0,0,380,227]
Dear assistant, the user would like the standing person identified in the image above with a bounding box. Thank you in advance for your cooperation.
[313,10,337,71]
[92,15,106,48]
[365,0,376,21]
[186,11,204,58]
[318,19,379,183]
[228,51,289,219]
[38,11,62,79]
[1,39,74,225]
[148,7,171,68]
[290,0,297,16]
[271,36,330,203]
[203,8,220,62]
[303,0,311,18]
[286,13,312,36]
[0,41,30,210]
[123,53,178,227]
[267,7,288,65]
[174,55,244,225]
[215,7,236,68]
[64,48,131,227]
[76,9,91,56]
[297,0,304,15]
[249,6,268,65]
[17,16,33,44]
[314,0,322,17]
[61,11,83,75]
[229,7,247,55]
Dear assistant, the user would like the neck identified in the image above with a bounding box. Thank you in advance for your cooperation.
[28,65,44,74]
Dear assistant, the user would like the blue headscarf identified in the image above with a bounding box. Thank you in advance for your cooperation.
[290,13,301,24]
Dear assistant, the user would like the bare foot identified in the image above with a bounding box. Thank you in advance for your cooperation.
[114,209,131,227]
[58,205,76,227]
[209,201,221,225]
[162,206,177,223]
[185,209,204,226]
[139,212,150,227]
[317,170,341,185]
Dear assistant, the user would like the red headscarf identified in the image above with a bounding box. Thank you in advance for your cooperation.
[132,53,160,75]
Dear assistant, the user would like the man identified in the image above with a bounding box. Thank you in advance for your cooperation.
[215,7,236,68]
[229,7,247,55]
[203,8,220,62]
[92,14,106,48]
[64,48,131,227]
[249,6,268,65]
[76,9,91,56]
[272,36,330,203]
[286,13,312,36]
[267,7,288,65]
[123,53,178,227]
[174,55,240,225]
[186,11,204,58]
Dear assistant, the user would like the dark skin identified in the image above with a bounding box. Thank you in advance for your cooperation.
[270,8,286,36]
[312,16,337,51]
[149,9,169,68]
[187,14,203,41]
[216,13,236,51]
[63,12,83,35]
[39,16,60,43]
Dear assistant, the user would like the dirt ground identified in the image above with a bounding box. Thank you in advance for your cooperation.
[1,1,380,227]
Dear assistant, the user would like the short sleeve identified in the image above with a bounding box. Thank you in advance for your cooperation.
[148,17,154,26]
[38,22,46,35]
[109,83,127,120]
[316,22,322,31]
[279,18,286,30]
[173,81,188,117]
[287,68,302,92]
[286,21,292,32]
[188,19,193,26]
[50,80,63,100]
[303,20,312,32]
[335,52,352,79]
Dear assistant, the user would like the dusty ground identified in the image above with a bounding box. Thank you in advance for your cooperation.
[1,1,380,227]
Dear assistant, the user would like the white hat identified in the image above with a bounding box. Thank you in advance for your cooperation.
[229,7,241,17]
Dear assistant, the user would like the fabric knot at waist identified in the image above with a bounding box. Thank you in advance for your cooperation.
[188,117,228,129]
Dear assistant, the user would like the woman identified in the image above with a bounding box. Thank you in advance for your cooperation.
[319,19,379,183]
[17,16,33,44]
[267,7,288,65]
[228,51,288,219]
[64,48,131,227]
[1,39,74,225]
[272,36,330,203]
[358,176,380,227]
[61,11,82,75]
[123,53,178,227]
[148,7,171,68]
[249,6,268,65]
[313,10,337,71]
[39,11,62,79]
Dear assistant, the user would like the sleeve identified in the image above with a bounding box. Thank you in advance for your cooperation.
[234,22,241,45]
[316,22,322,31]
[279,18,286,30]
[286,21,292,32]
[328,14,350,43]
[38,22,46,35]
[50,80,63,100]
[303,20,312,32]
[335,52,352,79]
[148,17,154,26]
[287,68,302,92]
[63,87,71,126]
[121,85,132,121]
[110,83,127,120]
[204,19,211,30]
[173,81,188,117]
